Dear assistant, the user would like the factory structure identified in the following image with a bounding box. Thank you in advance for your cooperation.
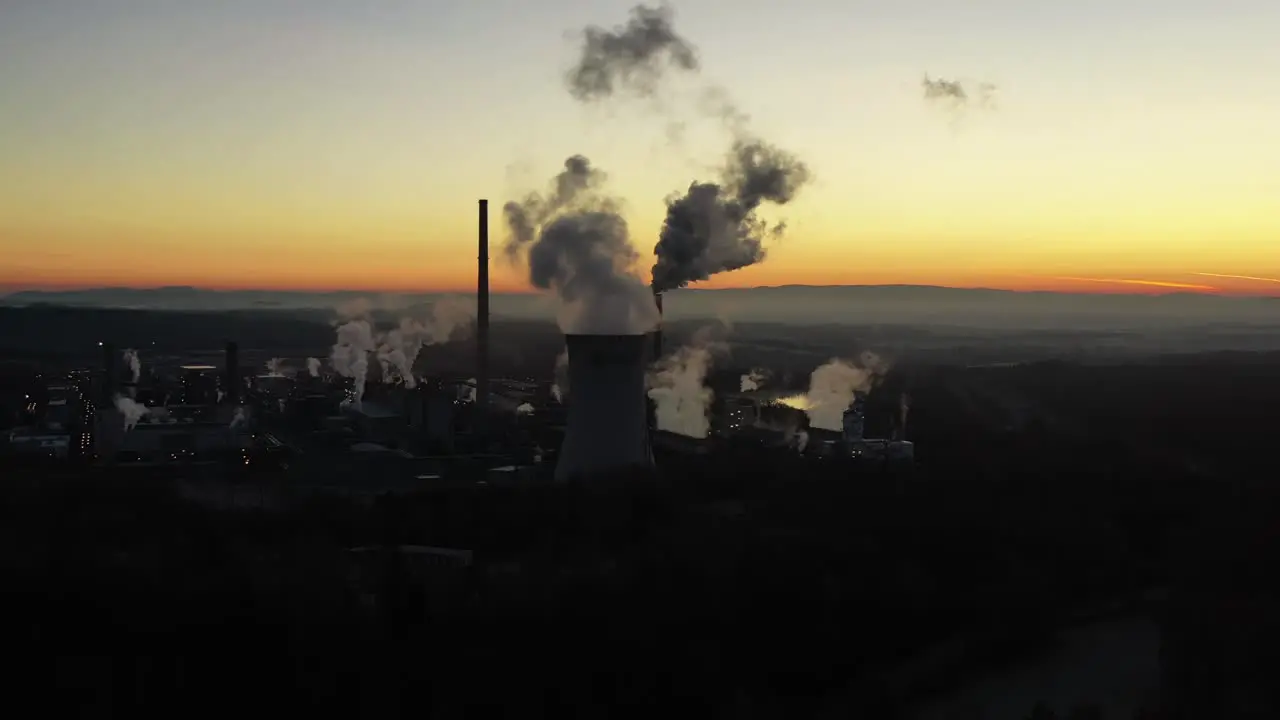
[4,197,914,487]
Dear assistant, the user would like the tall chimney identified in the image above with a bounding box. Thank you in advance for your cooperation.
[476,199,490,426]
[652,290,663,361]
[224,341,240,404]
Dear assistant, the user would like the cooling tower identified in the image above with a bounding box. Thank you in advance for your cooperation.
[555,333,654,482]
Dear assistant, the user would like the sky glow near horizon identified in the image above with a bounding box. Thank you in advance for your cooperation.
[1,1,1278,296]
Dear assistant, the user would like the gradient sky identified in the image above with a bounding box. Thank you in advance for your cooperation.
[1,0,1278,295]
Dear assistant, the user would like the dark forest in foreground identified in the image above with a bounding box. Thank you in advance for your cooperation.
[3,305,1280,717]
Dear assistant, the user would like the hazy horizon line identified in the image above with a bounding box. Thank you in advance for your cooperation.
[2,282,1275,300]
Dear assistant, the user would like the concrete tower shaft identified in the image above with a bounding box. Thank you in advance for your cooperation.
[555,333,655,482]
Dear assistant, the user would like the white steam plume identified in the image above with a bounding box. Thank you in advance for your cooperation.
[375,296,475,389]
[230,407,247,429]
[114,395,149,431]
[330,319,376,408]
[265,358,286,377]
[740,368,767,392]
[306,357,322,377]
[516,403,535,415]
[551,347,569,403]
[503,156,659,335]
[122,348,141,383]
[803,352,890,431]
[647,333,727,438]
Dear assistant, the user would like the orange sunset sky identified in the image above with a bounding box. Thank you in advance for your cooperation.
[1,1,1277,296]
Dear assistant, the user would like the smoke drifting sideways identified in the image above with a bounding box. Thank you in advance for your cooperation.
[561,5,812,292]
[566,4,700,103]
[647,329,729,438]
[653,139,811,292]
[801,352,891,431]
[922,74,997,119]
[503,156,659,335]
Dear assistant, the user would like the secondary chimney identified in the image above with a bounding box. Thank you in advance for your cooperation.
[555,334,655,482]
[224,341,240,404]
[476,199,491,428]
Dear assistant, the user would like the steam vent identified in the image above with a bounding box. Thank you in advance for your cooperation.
[555,333,655,482]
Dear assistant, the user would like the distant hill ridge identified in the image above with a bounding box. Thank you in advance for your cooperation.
[2,284,1275,331]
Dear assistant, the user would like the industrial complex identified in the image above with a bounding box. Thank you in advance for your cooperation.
[3,200,913,493]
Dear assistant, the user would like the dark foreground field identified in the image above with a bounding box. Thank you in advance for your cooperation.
[2,306,1279,718]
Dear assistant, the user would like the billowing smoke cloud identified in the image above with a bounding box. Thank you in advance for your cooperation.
[331,320,376,408]
[329,297,474,402]
[122,349,141,383]
[566,4,699,102]
[265,358,285,377]
[653,139,811,291]
[503,157,659,335]
[803,352,891,431]
[504,155,606,255]
[114,394,149,431]
[516,403,535,415]
[562,6,810,292]
[306,357,322,377]
[647,329,728,438]
[230,406,247,429]
[740,368,767,392]
[922,74,997,120]
[551,347,569,403]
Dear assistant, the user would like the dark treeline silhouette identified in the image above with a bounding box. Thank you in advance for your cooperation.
[5,434,1278,717]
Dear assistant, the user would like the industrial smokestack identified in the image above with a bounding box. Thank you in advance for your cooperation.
[477,199,491,426]
[651,290,663,361]
[224,342,240,404]
[556,334,654,482]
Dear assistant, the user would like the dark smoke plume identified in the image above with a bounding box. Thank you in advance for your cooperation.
[567,4,700,102]
[561,5,812,292]
[502,155,608,259]
[651,138,812,292]
[503,156,659,335]
[922,74,997,112]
